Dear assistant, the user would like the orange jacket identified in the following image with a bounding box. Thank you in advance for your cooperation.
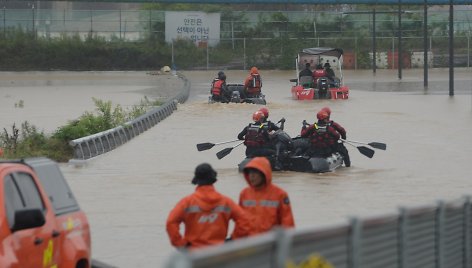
[244,67,262,94]
[232,157,295,238]
[166,185,251,249]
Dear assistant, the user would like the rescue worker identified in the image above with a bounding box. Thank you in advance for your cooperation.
[232,157,295,238]
[211,71,225,89]
[300,110,340,157]
[211,71,230,103]
[298,62,315,88]
[321,107,351,167]
[238,111,275,159]
[259,107,281,131]
[166,163,251,249]
[323,62,336,83]
[312,64,327,87]
[258,107,290,170]
[299,62,313,78]
[243,66,262,98]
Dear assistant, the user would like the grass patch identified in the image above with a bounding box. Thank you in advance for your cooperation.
[0,96,162,162]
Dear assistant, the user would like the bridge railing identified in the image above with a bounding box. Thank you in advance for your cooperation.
[165,196,471,268]
[69,73,190,160]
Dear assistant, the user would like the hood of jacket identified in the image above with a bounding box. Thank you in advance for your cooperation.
[243,157,272,188]
[193,185,224,212]
[250,67,259,75]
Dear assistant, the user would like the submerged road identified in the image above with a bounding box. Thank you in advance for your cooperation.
[1,69,471,267]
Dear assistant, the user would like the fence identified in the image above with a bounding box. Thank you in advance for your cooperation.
[165,196,472,268]
[169,36,471,70]
[1,7,471,69]
[1,8,472,40]
[69,73,190,160]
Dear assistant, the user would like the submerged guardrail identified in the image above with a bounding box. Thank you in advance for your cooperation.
[69,73,190,160]
[165,196,472,268]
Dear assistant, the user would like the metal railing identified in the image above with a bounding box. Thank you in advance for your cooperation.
[69,73,190,160]
[165,196,472,268]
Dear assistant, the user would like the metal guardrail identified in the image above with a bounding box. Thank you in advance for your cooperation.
[69,73,190,160]
[165,196,472,268]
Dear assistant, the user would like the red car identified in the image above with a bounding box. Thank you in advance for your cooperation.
[291,47,349,100]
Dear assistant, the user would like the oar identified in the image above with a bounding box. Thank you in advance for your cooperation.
[341,139,375,158]
[216,141,244,160]
[276,117,286,130]
[344,139,387,150]
[214,120,284,158]
[196,139,240,151]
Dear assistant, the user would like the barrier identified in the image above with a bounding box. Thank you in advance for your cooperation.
[165,196,472,268]
[69,73,190,160]
[166,230,284,268]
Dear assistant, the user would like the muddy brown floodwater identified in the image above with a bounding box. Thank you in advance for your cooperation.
[1,69,471,267]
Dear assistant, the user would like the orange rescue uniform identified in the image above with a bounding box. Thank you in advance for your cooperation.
[232,157,295,238]
[166,185,251,249]
[244,67,262,95]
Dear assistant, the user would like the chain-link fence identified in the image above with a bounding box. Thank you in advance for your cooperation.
[170,35,470,70]
[1,7,471,69]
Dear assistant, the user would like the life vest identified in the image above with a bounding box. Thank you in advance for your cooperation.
[251,74,262,88]
[247,74,262,94]
[211,79,224,96]
[245,123,268,147]
[309,124,336,148]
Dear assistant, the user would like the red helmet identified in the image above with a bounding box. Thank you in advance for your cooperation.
[259,107,269,118]
[321,106,331,116]
[253,111,265,122]
[317,111,329,121]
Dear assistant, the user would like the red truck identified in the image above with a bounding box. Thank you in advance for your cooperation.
[0,157,91,268]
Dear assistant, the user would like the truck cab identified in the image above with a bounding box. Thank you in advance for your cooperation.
[0,157,91,268]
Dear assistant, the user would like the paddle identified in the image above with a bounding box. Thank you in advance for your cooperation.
[196,139,240,151]
[216,141,245,160]
[276,117,286,130]
[215,119,284,159]
[341,139,375,158]
[343,139,387,150]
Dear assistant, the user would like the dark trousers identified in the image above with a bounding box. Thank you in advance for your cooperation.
[212,94,229,103]
[335,143,350,166]
[242,90,261,99]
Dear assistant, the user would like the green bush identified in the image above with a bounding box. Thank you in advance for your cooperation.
[0,122,71,162]
[1,97,162,162]
[0,29,173,71]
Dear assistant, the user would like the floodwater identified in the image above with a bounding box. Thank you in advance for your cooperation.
[1,69,471,267]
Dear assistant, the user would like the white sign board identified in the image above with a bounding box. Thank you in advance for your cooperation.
[165,11,220,47]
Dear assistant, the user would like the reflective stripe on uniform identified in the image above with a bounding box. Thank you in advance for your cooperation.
[260,200,280,208]
[242,200,280,208]
[185,205,231,214]
[242,200,257,207]
[185,206,202,213]
[212,205,231,213]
